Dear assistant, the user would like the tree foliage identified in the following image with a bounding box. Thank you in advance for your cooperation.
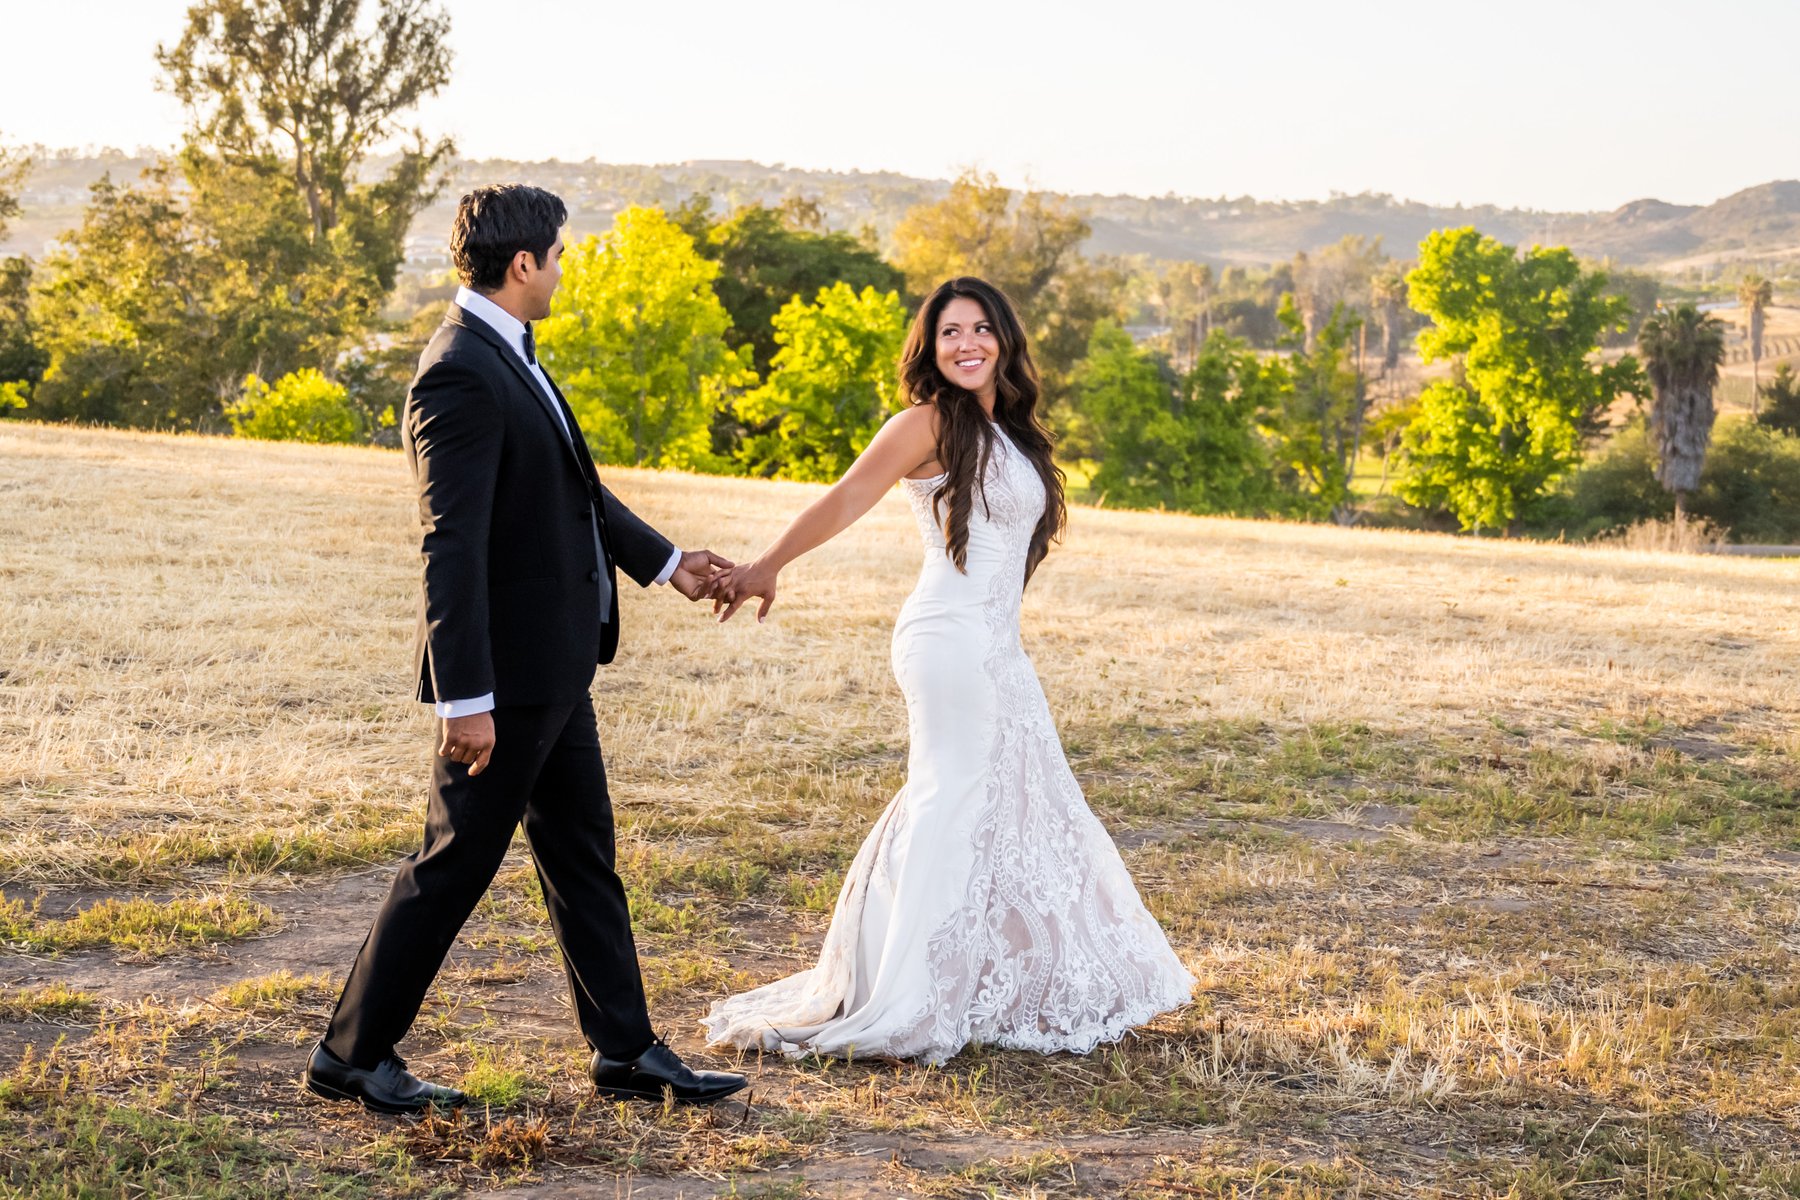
[0,138,44,402]
[1638,302,1726,515]
[538,206,753,470]
[1079,323,1284,514]
[28,169,228,428]
[1756,363,1800,437]
[676,198,904,377]
[156,0,453,251]
[226,367,360,442]
[1267,297,1366,519]
[1397,227,1641,532]
[30,154,386,429]
[730,283,908,482]
[0,137,27,241]
[1543,417,1800,544]
[26,1,453,432]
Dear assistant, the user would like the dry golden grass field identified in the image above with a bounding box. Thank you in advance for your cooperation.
[2,420,1799,1199]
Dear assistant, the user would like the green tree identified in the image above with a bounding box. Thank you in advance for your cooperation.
[157,0,453,252]
[0,138,25,235]
[1755,363,1800,436]
[1397,227,1641,532]
[0,137,45,407]
[1080,323,1283,514]
[891,170,1121,431]
[732,283,908,481]
[1542,417,1800,544]
[1266,296,1365,519]
[226,367,360,442]
[1737,274,1772,412]
[28,169,229,428]
[1638,302,1726,524]
[30,154,382,429]
[677,199,904,377]
[28,1,453,432]
[538,206,753,470]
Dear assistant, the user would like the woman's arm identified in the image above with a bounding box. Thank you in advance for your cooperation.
[715,406,938,622]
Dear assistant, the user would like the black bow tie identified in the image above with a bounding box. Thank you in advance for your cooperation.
[522,323,537,366]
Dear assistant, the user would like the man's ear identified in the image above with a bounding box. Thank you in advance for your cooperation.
[511,248,533,282]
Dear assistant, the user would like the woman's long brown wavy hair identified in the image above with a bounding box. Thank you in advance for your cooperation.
[899,277,1067,588]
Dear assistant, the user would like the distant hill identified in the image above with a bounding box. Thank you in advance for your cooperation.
[7,150,1798,274]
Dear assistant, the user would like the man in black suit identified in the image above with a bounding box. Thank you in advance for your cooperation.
[305,184,746,1113]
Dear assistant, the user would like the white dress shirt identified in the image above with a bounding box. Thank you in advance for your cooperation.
[435,287,683,718]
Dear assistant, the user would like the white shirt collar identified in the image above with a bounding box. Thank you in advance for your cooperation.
[454,285,531,362]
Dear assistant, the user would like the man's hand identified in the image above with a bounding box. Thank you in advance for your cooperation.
[712,557,778,624]
[669,548,734,602]
[440,712,495,776]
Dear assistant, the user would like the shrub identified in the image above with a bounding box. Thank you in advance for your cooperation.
[226,368,360,444]
[1691,419,1800,542]
[1540,418,1800,543]
[1756,363,1800,437]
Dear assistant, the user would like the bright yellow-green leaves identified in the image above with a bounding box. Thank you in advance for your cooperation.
[226,368,360,444]
[731,283,908,482]
[1398,228,1642,532]
[539,207,755,470]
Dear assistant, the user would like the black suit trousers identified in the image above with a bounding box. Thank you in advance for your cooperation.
[323,697,654,1067]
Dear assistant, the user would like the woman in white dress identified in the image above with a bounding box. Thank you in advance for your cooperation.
[703,277,1193,1065]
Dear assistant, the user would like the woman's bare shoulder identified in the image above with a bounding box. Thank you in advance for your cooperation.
[883,403,942,443]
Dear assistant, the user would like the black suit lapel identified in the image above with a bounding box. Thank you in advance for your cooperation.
[445,305,591,482]
[542,372,606,492]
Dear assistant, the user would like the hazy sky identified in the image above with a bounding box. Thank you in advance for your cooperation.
[6,0,1795,212]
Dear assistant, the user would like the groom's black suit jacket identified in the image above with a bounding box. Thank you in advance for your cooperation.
[404,304,674,707]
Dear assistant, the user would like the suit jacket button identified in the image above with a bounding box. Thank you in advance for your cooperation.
[588,569,601,582]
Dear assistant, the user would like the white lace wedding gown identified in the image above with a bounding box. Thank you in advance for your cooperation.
[702,425,1195,1064]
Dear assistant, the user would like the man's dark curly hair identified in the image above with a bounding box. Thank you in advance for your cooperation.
[450,184,568,292]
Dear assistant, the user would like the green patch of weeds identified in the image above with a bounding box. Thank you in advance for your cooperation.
[0,893,274,956]
[642,950,752,1005]
[210,970,334,1015]
[0,1093,367,1198]
[4,812,420,884]
[782,870,843,914]
[1494,1113,1800,1198]
[457,1045,534,1108]
[0,985,98,1024]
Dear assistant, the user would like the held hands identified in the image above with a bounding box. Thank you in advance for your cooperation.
[669,549,734,602]
[666,546,778,623]
[711,557,778,624]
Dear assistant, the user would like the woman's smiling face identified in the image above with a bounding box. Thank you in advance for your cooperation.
[934,296,1000,401]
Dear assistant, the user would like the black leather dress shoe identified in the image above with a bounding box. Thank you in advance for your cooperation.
[303,1041,468,1115]
[589,1038,747,1104]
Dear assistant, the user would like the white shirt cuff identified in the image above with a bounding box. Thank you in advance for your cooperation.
[434,694,495,718]
[653,546,682,586]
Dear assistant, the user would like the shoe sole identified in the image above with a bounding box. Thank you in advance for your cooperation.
[594,1078,749,1105]
[304,1073,467,1116]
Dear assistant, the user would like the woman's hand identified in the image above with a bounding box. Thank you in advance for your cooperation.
[713,558,779,624]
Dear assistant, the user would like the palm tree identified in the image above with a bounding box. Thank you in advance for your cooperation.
[1369,267,1408,372]
[1638,303,1727,526]
[1738,274,1773,414]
